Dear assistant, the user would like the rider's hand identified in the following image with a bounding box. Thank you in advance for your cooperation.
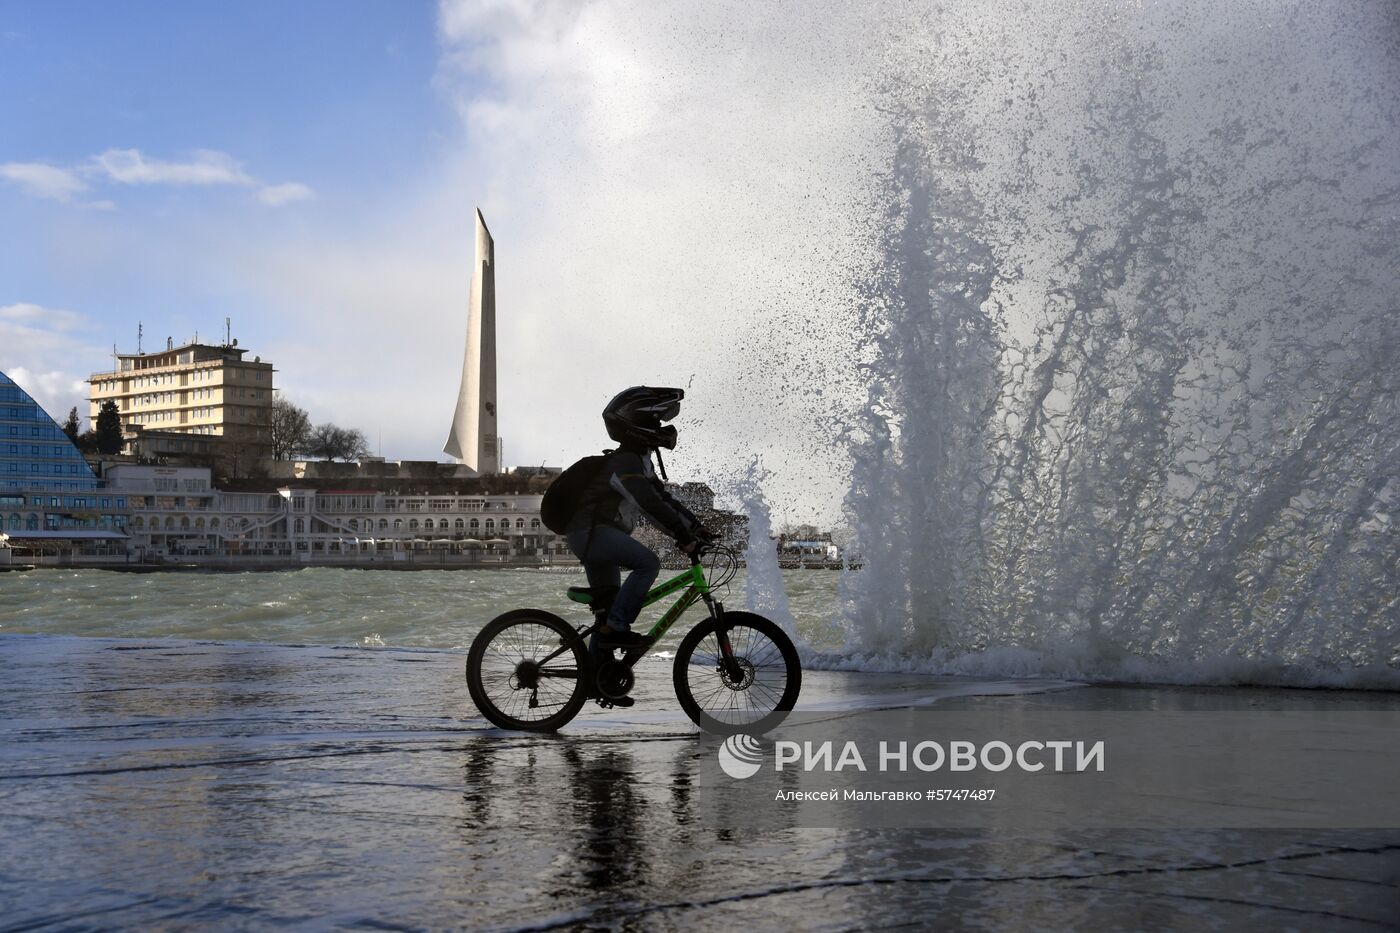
[680,536,702,555]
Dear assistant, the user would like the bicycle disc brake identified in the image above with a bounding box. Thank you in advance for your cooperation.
[719,657,755,690]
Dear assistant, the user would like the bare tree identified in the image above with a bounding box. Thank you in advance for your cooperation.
[270,396,312,460]
[305,423,369,461]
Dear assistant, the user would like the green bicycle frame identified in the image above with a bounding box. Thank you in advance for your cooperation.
[637,561,714,641]
[530,554,733,679]
[547,558,721,670]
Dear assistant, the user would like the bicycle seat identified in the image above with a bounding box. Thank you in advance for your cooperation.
[566,585,619,607]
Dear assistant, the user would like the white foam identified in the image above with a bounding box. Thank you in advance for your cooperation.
[823,0,1400,690]
[803,644,1400,691]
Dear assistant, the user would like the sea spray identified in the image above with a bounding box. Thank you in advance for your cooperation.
[728,459,800,640]
[836,0,1400,686]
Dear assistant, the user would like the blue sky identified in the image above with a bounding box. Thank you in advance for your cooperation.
[1,1,454,364]
[1,1,456,411]
[0,0,881,521]
[2,2,443,186]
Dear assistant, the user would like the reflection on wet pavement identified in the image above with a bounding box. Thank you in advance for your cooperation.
[2,635,1396,930]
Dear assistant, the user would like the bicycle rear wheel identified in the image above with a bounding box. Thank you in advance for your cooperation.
[467,609,588,731]
[673,611,801,735]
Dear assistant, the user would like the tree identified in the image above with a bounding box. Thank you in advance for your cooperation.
[269,395,312,460]
[62,407,81,442]
[94,401,124,455]
[305,423,369,462]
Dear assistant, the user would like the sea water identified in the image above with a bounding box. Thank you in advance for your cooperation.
[0,566,845,652]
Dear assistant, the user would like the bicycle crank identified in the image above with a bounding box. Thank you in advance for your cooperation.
[594,660,635,700]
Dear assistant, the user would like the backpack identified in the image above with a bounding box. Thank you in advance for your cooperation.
[540,453,610,534]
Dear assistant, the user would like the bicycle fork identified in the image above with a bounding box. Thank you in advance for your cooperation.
[702,593,746,683]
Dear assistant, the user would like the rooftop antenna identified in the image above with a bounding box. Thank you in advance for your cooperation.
[137,322,143,354]
[225,317,231,347]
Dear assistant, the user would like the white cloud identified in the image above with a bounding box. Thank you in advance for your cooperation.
[0,303,104,423]
[92,148,254,186]
[422,0,887,519]
[0,302,86,331]
[0,162,88,202]
[258,182,315,206]
[0,149,312,209]
[2,367,88,423]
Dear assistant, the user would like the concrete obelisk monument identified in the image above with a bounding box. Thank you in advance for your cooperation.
[443,208,500,474]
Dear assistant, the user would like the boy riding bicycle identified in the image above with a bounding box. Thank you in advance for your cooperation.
[564,387,711,669]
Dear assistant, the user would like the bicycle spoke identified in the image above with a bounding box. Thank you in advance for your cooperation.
[679,620,797,727]
[472,618,585,726]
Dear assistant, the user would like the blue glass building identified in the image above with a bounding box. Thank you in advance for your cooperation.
[1,370,100,492]
[1,370,126,540]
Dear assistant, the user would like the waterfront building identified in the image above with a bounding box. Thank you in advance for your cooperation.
[0,369,128,558]
[87,340,275,463]
[85,459,743,567]
[105,462,565,563]
[777,525,842,563]
[443,209,502,475]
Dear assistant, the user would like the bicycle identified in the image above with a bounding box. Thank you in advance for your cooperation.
[465,543,801,734]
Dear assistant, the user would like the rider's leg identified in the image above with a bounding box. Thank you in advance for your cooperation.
[565,538,621,662]
[583,526,660,635]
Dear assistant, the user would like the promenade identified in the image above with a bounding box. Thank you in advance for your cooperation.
[3,635,1397,930]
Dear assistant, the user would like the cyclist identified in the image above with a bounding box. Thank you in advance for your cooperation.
[565,386,709,666]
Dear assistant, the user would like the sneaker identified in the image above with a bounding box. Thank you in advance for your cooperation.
[595,627,652,649]
[595,695,636,709]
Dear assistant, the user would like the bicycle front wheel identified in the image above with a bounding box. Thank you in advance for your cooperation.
[467,609,588,732]
[673,611,801,735]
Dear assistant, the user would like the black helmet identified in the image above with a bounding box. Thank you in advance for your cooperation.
[603,386,684,449]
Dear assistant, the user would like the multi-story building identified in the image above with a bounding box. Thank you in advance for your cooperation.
[87,341,275,462]
[102,463,746,566]
[105,463,564,563]
[1,370,129,560]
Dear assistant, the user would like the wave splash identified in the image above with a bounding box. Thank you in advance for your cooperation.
[834,1,1400,687]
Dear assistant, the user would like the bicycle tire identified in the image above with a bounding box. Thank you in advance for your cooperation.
[467,609,589,732]
[673,610,801,735]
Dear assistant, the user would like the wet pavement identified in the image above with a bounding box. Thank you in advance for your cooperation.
[1,635,1397,931]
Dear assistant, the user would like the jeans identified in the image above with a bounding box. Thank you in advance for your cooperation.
[566,525,661,653]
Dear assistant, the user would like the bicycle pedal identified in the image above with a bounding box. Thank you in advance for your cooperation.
[594,698,615,709]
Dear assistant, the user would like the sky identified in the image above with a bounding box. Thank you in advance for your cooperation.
[0,0,888,524]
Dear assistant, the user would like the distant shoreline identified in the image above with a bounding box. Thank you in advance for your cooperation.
[8,558,855,573]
